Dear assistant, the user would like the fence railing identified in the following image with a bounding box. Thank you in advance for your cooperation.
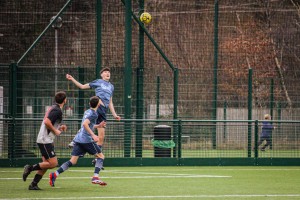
[0,118,299,166]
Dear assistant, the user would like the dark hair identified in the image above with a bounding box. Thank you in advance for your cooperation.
[90,96,100,108]
[55,91,67,104]
[100,67,110,74]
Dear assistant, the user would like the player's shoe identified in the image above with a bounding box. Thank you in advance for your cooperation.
[68,141,75,148]
[91,177,107,186]
[28,184,41,190]
[49,172,57,187]
[23,165,32,182]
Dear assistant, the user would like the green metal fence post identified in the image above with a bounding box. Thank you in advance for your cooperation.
[248,68,253,157]
[135,0,145,158]
[254,120,258,161]
[173,68,178,157]
[124,0,132,157]
[9,63,17,166]
[156,76,160,119]
[96,0,102,78]
[78,66,84,129]
[212,0,219,149]
[173,68,178,120]
[270,79,274,150]
[178,120,182,159]
[277,101,282,136]
[270,79,274,116]
[33,74,38,147]
[15,65,24,158]
[223,101,227,140]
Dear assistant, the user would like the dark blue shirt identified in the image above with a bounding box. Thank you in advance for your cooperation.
[261,121,273,137]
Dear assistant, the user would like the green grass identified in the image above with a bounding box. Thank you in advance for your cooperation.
[1,166,300,200]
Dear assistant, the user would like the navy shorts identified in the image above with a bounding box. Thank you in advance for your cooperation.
[96,104,108,124]
[37,143,56,159]
[71,142,102,157]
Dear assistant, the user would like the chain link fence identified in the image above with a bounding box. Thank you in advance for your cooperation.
[0,0,299,165]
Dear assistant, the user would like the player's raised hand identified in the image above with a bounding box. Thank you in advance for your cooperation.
[115,115,121,121]
[66,74,73,81]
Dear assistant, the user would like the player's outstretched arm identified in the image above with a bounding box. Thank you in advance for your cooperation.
[109,98,121,121]
[66,74,90,90]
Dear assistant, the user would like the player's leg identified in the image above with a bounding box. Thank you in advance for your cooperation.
[23,163,42,182]
[97,127,105,146]
[39,156,58,169]
[28,156,49,190]
[28,168,47,190]
[94,105,107,168]
[253,137,263,151]
[96,105,107,146]
[23,143,57,182]
[87,143,107,186]
[262,137,271,151]
[49,156,78,187]
[91,143,105,170]
[92,153,106,186]
[257,137,265,148]
[49,142,82,187]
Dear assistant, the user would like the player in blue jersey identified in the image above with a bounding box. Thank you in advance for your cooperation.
[49,96,107,186]
[66,67,120,166]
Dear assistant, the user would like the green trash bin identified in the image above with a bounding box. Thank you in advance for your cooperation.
[152,125,175,157]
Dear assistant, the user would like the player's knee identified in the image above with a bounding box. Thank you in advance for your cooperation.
[49,160,58,168]
[96,153,104,159]
[70,160,77,165]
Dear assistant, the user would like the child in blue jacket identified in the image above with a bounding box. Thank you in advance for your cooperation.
[258,114,275,151]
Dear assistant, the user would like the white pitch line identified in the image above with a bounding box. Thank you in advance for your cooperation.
[1,194,300,200]
[1,168,300,174]
[0,169,232,179]
[73,170,202,176]
[0,175,231,180]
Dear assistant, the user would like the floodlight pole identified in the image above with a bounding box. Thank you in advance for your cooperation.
[51,16,62,93]
[55,29,58,93]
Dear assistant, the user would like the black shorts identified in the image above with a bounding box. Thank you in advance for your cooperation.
[71,142,102,157]
[37,143,56,159]
[96,104,108,124]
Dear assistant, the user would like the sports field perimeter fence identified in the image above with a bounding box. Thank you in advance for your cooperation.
[0,0,300,166]
[0,118,299,166]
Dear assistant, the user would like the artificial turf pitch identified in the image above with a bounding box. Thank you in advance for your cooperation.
[0,166,300,200]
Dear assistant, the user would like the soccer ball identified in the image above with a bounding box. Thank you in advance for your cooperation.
[140,12,152,24]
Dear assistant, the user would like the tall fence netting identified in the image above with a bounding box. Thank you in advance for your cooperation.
[0,0,299,161]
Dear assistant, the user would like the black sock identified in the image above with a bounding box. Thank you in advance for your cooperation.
[32,164,42,171]
[31,174,43,186]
